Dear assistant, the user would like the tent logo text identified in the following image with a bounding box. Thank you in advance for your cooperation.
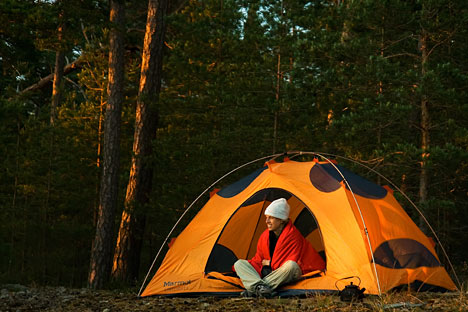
[163,280,191,288]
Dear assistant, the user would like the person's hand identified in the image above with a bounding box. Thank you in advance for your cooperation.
[262,259,271,266]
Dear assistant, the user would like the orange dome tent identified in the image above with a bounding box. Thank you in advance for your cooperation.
[139,153,457,297]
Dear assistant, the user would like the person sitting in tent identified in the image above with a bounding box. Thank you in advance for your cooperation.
[233,198,326,298]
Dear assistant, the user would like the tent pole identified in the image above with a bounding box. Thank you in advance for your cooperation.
[139,150,460,296]
[289,151,461,291]
[324,153,462,289]
[312,152,383,296]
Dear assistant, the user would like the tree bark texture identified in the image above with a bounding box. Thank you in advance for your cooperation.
[418,31,430,229]
[419,33,429,202]
[88,0,125,289]
[112,0,168,283]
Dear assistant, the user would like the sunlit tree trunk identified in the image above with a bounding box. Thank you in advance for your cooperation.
[112,0,168,284]
[88,0,125,289]
[51,49,65,126]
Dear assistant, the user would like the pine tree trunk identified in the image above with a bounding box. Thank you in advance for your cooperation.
[88,0,125,289]
[418,31,430,229]
[94,91,106,226]
[112,0,168,284]
[43,19,66,283]
[50,50,65,126]
[273,52,281,154]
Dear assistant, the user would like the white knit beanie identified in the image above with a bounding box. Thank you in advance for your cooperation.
[264,198,290,221]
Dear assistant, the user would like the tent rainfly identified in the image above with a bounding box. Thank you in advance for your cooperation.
[140,154,457,297]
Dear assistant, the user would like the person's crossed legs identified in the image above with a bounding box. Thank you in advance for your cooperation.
[234,259,302,297]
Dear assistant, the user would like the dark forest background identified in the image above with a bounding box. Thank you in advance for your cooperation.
[1,0,467,289]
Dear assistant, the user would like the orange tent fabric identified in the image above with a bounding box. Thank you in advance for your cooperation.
[141,158,457,297]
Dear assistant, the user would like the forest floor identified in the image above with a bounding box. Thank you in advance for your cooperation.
[1,284,467,311]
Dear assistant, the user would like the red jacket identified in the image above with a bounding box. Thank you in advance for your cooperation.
[248,221,325,275]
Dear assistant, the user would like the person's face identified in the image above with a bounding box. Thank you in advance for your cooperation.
[265,215,283,232]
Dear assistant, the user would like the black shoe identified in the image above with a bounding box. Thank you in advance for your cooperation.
[240,289,255,297]
[255,284,273,298]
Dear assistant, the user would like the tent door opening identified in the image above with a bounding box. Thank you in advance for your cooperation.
[205,188,325,274]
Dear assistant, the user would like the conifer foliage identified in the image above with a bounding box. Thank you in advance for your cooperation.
[0,0,467,287]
